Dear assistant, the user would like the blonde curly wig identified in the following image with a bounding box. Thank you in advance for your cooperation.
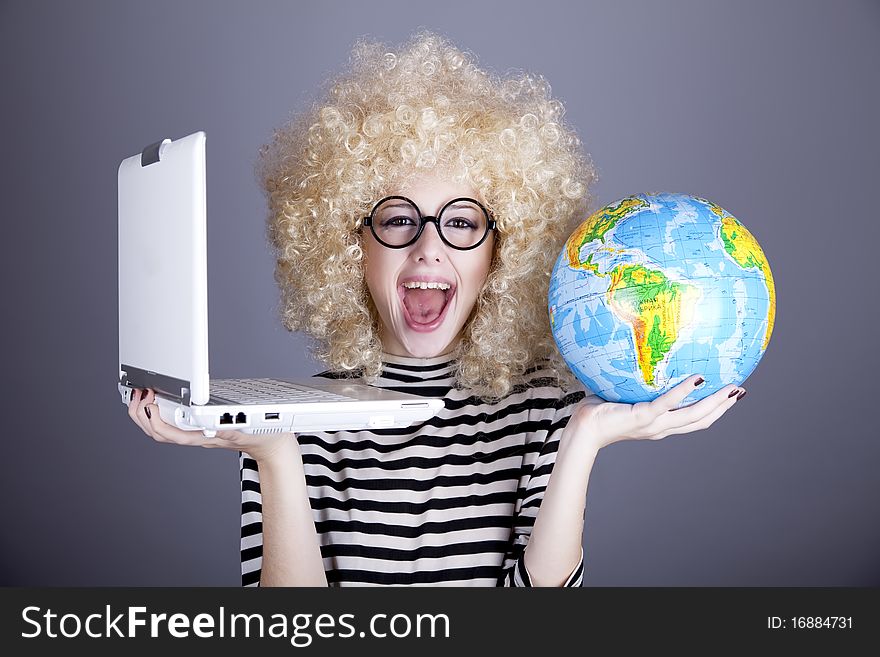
[255,29,598,402]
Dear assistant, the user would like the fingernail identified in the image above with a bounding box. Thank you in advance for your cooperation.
[694,377,704,386]
[728,389,739,398]
[141,389,147,400]
[737,390,747,400]
[145,406,152,419]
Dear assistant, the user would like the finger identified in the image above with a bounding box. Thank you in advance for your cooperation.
[580,393,606,408]
[143,401,209,446]
[654,384,742,437]
[135,390,164,441]
[653,388,743,439]
[128,387,142,422]
[127,387,139,420]
[137,389,172,443]
[129,387,154,437]
[632,374,706,425]
[203,430,260,449]
[208,430,247,447]
[653,374,708,413]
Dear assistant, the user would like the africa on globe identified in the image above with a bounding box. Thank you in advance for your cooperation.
[549,192,776,405]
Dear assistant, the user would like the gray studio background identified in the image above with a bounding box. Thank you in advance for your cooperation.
[2,0,877,586]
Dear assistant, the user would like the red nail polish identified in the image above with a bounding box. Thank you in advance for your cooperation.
[737,390,747,400]
[728,389,739,398]
[145,406,152,419]
[694,377,704,386]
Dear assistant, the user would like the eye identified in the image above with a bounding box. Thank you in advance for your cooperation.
[381,215,418,227]
[443,216,477,230]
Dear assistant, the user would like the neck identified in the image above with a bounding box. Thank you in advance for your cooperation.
[380,350,458,366]
[380,335,462,362]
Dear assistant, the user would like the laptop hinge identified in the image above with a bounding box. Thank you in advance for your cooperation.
[140,140,164,167]
[120,364,191,406]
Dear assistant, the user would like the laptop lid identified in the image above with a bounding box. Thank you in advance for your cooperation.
[118,131,210,405]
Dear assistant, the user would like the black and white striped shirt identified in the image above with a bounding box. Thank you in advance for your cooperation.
[239,352,587,586]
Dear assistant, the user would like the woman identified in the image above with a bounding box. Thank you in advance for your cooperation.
[127,31,745,587]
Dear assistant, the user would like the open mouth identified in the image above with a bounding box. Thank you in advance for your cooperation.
[398,282,456,333]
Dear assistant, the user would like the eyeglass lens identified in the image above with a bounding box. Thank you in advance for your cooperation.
[372,198,488,248]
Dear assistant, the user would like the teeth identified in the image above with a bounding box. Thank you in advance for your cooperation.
[402,281,451,290]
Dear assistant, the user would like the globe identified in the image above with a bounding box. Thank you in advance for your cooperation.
[548,192,776,405]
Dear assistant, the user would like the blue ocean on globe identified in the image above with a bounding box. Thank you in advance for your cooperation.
[548,192,776,405]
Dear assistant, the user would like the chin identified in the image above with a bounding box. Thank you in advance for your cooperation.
[398,322,460,358]
[402,336,454,358]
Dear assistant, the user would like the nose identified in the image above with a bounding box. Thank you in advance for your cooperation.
[410,220,447,262]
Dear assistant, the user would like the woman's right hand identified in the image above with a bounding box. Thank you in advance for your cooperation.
[127,387,297,466]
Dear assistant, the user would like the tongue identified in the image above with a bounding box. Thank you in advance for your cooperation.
[403,288,447,324]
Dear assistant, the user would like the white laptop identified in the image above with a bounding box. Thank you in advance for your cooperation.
[117,130,444,437]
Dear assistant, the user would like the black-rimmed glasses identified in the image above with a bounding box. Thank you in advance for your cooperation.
[362,195,496,250]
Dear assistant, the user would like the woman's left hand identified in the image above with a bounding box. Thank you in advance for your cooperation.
[568,375,746,452]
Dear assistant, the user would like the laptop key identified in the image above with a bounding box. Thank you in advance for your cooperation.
[209,378,356,404]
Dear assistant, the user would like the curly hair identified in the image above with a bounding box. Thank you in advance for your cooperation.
[255,29,598,402]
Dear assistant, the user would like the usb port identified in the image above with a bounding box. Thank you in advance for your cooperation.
[264,412,280,420]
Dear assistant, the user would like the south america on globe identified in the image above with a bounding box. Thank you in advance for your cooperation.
[549,192,776,405]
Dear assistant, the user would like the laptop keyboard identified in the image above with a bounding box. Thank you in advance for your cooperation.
[209,378,357,404]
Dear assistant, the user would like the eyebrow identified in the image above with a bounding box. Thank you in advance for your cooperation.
[380,201,479,213]
[381,203,418,211]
